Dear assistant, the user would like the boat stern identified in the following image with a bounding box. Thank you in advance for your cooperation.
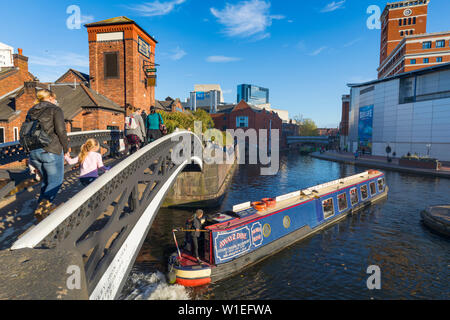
[168,253,212,287]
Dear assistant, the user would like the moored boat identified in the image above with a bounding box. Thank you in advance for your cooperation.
[168,170,388,287]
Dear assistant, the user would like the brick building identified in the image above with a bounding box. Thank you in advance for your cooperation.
[0,16,160,144]
[378,0,450,78]
[55,69,90,85]
[0,48,35,98]
[211,100,283,147]
[85,16,158,113]
[156,97,186,113]
[339,94,350,150]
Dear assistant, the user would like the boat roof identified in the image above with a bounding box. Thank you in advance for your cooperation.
[207,170,385,232]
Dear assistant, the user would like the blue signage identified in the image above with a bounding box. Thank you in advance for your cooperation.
[214,222,264,263]
[196,92,205,100]
[358,105,373,151]
[138,37,151,59]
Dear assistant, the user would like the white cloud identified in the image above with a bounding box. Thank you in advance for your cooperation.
[127,0,186,17]
[210,0,284,39]
[29,52,89,68]
[80,15,95,24]
[169,46,187,60]
[321,0,346,13]
[343,38,362,48]
[309,46,328,56]
[206,56,242,63]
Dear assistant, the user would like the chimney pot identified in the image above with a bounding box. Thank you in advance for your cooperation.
[18,48,23,55]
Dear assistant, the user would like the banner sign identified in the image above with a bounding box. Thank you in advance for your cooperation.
[138,37,151,59]
[358,105,374,151]
[196,92,205,100]
[214,222,263,263]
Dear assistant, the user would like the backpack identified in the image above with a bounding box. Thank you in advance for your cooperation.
[19,115,52,153]
[125,115,138,130]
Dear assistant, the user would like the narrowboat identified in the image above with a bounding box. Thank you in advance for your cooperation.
[168,170,388,287]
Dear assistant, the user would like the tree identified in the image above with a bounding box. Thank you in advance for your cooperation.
[299,118,318,136]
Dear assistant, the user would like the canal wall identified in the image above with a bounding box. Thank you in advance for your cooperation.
[162,147,238,208]
[311,152,450,179]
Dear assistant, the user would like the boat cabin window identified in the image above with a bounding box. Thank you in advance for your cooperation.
[322,198,335,219]
[378,178,385,192]
[361,185,369,200]
[338,193,348,212]
[370,182,377,196]
[350,188,359,206]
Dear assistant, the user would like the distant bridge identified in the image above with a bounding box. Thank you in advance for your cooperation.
[286,136,332,145]
[0,130,204,300]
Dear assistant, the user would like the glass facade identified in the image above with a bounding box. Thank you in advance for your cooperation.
[237,84,269,105]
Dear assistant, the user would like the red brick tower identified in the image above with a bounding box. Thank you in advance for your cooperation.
[85,17,158,113]
[379,0,429,66]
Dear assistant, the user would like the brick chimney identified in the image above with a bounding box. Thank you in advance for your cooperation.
[16,82,37,113]
[13,48,29,73]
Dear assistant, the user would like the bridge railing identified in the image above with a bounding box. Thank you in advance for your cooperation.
[0,130,124,199]
[11,131,203,300]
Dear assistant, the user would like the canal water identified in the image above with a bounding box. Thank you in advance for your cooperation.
[120,153,450,300]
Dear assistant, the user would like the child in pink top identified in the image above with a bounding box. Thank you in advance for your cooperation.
[65,139,110,186]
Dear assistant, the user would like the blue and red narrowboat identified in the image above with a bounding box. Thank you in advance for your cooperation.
[168,170,388,287]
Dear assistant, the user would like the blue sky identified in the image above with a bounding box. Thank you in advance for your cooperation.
[1,0,449,127]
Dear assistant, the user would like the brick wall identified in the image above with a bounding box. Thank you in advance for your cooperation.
[57,72,85,84]
[87,23,156,113]
[0,51,34,97]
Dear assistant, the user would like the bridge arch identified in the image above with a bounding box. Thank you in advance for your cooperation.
[11,131,203,300]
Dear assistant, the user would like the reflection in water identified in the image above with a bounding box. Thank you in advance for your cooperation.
[121,153,450,300]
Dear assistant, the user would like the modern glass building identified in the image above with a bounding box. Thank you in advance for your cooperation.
[237,84,269,105]
[347,62,450,161]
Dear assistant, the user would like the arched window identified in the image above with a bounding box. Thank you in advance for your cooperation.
[399,19,402,26]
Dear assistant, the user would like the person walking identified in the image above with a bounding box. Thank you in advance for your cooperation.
[125,104,146,154]
[146,106,164,143]
[64,139,110,187]
[22,89,69,222]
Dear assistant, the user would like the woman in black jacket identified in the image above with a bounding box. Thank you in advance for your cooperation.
[26,89,69,222]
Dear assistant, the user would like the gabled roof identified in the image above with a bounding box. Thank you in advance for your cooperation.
[84,16,134,27]
[49,84,124,120]
[85,16,158,44]
[0,86,22,121]
[55,69,90,84]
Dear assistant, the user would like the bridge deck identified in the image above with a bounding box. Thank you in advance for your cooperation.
[0,157,125,250]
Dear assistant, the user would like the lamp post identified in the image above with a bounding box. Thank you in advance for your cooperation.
[426,144,431,157]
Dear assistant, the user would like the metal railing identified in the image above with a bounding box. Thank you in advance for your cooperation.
[0,130,123,199]
[11,131,203,300]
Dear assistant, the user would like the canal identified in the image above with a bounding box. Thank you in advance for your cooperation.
[120,153,450,300]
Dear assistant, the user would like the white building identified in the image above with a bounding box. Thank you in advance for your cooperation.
[194,84,224,103]
[249,103,290,123]
[347,62,450,161]
[187,84,224,112]
[0,42,14,69]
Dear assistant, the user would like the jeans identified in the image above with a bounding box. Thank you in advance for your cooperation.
[29,149,64,203]
[147,129,161,143]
